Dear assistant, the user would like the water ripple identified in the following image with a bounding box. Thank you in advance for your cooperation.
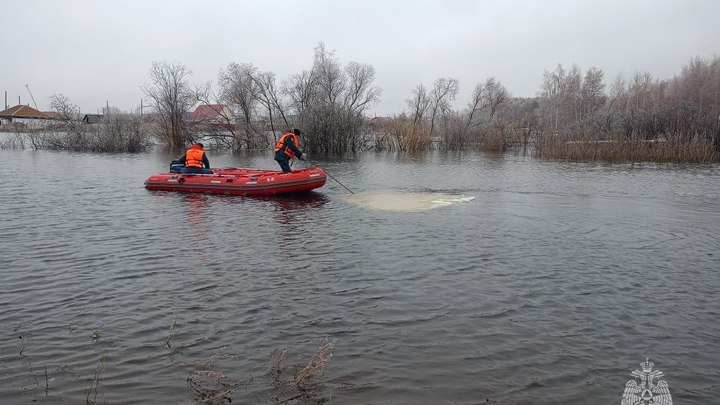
[0,150,718,404]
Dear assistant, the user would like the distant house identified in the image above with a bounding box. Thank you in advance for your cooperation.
[42,111,68,121]
[369,116,392,131]
[192,104,235,125]
[0,105,52,126]
[82,114,104,124]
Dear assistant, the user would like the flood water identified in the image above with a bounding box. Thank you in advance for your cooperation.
[1,148,718,404]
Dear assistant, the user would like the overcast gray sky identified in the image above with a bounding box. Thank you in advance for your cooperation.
[1,0,718,115]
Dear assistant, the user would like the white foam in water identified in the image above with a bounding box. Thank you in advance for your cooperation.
[343,192,475,212]
[430,196,476,204]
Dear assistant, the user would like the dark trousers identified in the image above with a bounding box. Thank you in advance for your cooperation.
[181,166,213,174]
[275,158,292,173]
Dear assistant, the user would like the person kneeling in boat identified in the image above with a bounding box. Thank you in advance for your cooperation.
[177,143,213,174]
[274,128,307,173]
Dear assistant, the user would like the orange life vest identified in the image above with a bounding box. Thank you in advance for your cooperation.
[274,132,299,158]
[185,145,205,168]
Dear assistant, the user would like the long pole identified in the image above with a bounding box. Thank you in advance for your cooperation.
[25,85,38,110]
[307,160,355,194]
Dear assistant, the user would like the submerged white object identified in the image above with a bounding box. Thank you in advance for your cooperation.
[344,192,475,212]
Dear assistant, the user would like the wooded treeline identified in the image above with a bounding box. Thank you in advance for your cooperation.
[141,43,717,162]
[532,58,720,162]
[143,43,381,154]
[4,42,718,163]
[378,56,720,163]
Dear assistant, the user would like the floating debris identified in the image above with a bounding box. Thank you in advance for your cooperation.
[343,192,475,212]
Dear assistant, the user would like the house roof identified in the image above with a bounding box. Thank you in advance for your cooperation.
[82,114,104,123]
[0,105,49,119]
[42,111,67,120]
[192,104,228,119]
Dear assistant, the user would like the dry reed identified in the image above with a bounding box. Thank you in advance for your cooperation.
[535,132,719,163]
[372,118,432,152]
[267,339,337,405]
[186,348,241,404]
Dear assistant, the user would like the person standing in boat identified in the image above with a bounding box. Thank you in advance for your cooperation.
[177,143,213,174]
[274,128,307,172]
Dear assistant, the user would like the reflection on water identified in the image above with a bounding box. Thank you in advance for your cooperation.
[265,193,331,248]
[183,194,211,254]
[343,191,475,212]
[263,191,330,211]
[0,150,719,405]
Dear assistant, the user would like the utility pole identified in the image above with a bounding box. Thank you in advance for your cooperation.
[25,84,38,110]
[4,91,6,110]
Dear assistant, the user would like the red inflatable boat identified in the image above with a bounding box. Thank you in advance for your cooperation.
[144,167,327,196]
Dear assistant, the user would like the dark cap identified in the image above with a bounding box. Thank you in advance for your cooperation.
[196,142,204,148]
[292,128,302,136]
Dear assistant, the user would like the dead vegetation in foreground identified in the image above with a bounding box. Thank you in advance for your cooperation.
[186,339,337,405]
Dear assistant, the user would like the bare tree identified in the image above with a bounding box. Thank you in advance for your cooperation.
[41,93,85,150]
[50,94,84,136]
[540,64,566,132]
[461,78,510,148]
[466,81,489,129]
[252,70,289,142]
[287,42,381,153]
[594,73,626,135]
[313,42,346,107]
[428,77,459,137]
[43,95,150,152]
[284,70,317,127]
[627,72,654,111]
[219,62,265,149]
[407,84,431,126]
[540,64,595,134]
[343,61,382,114]
[566,64,582,122]
[142,61,195,150]
[484,78,509,120]
[504,97,539,147]
[580,67,606,120]
[195,82,238,148]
